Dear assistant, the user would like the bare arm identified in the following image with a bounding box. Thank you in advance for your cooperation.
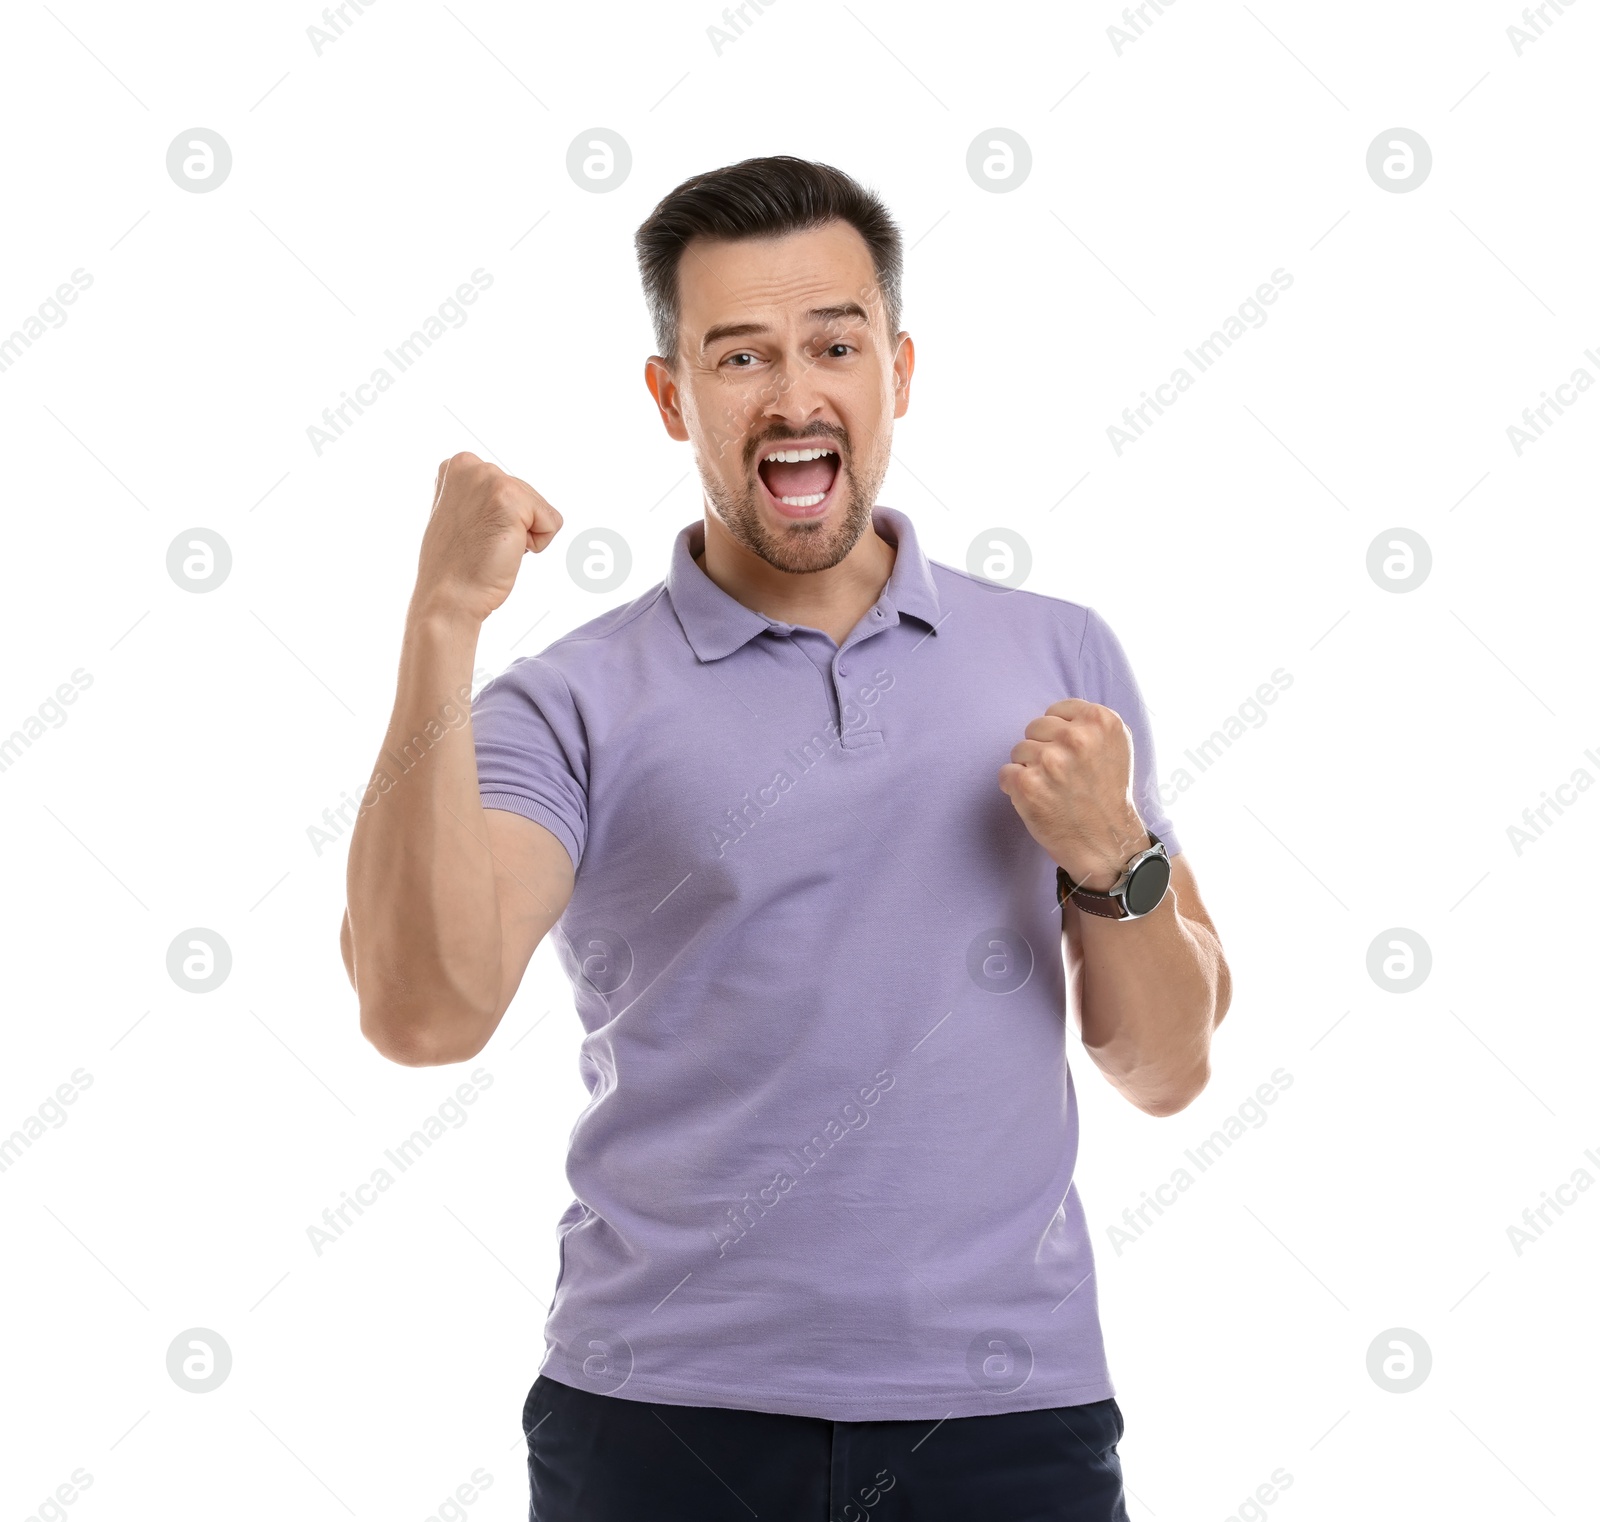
[341,452,569,1066]
[999,694,1231,1118]
[1063,853,1230,1116]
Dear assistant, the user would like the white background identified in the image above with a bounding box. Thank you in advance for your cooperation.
[2,1,1596,1518]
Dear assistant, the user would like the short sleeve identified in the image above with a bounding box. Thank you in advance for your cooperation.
[1078,607,1182,859]
[472,657,589,871]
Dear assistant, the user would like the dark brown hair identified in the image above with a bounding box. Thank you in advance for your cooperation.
[634,155,903,366]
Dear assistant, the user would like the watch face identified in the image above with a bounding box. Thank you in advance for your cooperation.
[1125,854,1171,917]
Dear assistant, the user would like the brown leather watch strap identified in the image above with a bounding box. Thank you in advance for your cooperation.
[1056,868,1130,919]
[1056,831,1160,920]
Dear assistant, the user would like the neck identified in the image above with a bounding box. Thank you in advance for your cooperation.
[694,509,897,647]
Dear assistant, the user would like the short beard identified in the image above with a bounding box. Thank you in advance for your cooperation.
[702,447,886,575]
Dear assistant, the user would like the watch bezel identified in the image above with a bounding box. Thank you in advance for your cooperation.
[1121,845,1172,918]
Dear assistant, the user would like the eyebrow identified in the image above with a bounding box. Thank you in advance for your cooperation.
[699,303,873,354]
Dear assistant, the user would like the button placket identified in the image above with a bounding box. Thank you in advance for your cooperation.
[833,621,889,748]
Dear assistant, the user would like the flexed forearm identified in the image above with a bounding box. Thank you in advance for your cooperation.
[344,453,565,1064]
[346,605,501,1061]
[1066,863,1227,1115]
[1000,694,1231,1117]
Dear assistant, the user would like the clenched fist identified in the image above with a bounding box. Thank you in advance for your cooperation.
[412,451,563,624]
[998,698,1151,893]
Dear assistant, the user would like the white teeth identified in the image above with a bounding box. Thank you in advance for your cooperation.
[764,447,836,463]
[778,492,827,507]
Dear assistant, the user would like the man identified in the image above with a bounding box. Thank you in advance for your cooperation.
[341,155,1230,1521]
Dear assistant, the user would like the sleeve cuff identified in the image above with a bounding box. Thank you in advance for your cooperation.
[479,792,583,873]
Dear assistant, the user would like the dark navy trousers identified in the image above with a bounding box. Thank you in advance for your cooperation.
[524,1373,1129,1521]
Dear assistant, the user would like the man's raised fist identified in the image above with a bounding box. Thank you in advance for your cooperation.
[413,451,563,623]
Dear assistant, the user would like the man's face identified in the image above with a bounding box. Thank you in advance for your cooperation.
[645,219,913,574]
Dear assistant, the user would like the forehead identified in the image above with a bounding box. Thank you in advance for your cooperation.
[677,220,881,343]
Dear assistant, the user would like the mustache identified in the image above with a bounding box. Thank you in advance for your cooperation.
[745,429,848,469]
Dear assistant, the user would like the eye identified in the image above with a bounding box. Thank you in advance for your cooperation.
[825,343,853,357]
[723,351,758,368]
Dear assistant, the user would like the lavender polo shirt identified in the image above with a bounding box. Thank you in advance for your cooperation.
[471,505,1181,1422]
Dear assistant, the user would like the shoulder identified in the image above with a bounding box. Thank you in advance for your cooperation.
[926,558,1098,651]
[923,560,1152,707]
[538,581,672,662]
[483,582,675,698]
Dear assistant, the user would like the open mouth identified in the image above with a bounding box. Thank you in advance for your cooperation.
[755,445,842,519]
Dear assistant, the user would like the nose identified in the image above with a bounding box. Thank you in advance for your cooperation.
[759,349,831,430]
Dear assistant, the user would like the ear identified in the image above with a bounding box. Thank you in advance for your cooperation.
[891,332,915,420]
[644,356,690,442]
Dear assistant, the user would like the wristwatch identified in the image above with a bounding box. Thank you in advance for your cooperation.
[1056,831,1171,921]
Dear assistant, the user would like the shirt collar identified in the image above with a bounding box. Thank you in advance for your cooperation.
[665,505,942,663]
